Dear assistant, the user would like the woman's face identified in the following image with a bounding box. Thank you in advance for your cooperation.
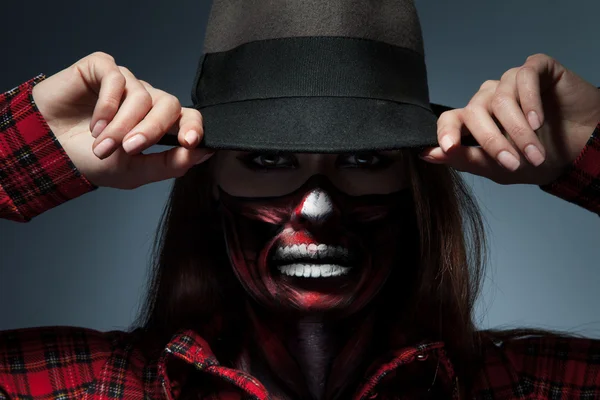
[210,150,417,316]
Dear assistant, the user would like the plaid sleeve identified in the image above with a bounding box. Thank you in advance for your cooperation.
[0,74,97,223]
[0,326,118,399]
[500,335,600,397]
[540,122,600,215]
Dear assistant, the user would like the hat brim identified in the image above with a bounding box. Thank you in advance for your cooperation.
[157,98,459,150]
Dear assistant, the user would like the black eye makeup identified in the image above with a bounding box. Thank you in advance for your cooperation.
[236,151,395,171]
[336,152,393,169]
[237,152,298,170]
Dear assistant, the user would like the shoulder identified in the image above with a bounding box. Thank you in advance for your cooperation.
[500,333,600,366]
[0,325,141,399]
[475,330,600,398]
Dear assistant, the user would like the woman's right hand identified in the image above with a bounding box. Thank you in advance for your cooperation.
[31,52,213,189]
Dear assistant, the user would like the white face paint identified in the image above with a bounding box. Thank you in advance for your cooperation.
[295,189,334,224]
[275,189,352,279]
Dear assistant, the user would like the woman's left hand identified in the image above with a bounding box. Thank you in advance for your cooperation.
[420,53,600,185]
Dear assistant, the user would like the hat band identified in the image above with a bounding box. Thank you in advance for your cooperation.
[192,36,431,110]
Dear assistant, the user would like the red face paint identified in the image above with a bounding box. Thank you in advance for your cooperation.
[218,175,416,316]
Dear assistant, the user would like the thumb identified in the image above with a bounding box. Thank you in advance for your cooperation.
[421,146,517,183]
[131,147,215,186]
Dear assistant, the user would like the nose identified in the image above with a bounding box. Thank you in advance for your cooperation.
[291,189,340,230]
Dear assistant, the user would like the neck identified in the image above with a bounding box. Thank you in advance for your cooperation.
[242,304,376,400]
[287,317,338,399]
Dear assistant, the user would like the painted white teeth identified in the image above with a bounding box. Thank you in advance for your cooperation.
[303,265,311,277]
[276,264,351,278]
[273,244,350,261]
[299,244,307,256]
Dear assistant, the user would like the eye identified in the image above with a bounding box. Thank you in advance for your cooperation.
[337,152,391,169]
[238,152,297,169]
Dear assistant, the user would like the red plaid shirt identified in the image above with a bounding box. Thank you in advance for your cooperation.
[1,76,599,399]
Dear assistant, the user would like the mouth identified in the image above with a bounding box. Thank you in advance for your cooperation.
[270,244,355,278]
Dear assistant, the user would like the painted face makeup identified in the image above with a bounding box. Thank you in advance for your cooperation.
[218,175,417,316]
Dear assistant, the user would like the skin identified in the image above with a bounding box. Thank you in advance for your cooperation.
[211,150,411,397]
[241,313,376,399]
[31,52,214,189]
[419,54,600,185]
[210,150,411,314]
[30,52,600,399]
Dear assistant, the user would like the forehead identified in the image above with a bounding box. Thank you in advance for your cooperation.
[209,150,410,198]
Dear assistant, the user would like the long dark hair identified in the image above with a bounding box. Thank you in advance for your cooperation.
[132,150,491,393]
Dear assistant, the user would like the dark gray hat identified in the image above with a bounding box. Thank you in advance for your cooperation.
[159,0,453,151]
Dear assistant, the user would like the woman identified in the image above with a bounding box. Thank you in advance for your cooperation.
[1,8,600,400]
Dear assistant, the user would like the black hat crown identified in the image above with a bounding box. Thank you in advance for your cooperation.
[160,0,451,151]
[203,0,425,55]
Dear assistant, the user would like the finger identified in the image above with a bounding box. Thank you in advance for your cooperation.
[82,53,126,139]
[421,146,518,184]
[129,147,215,186]
[462,102,522,171]
[120,89,182,155]
[175,107,204,149]
[520,53,565,123]
[516,66,544,131]
[136,82,203,150]
[492,70,546,167]
[434,80,500,154]
[418,146,447,163]
[92,67,153,159]
[436,109,465,153]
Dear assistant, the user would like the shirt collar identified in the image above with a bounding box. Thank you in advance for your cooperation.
[157,329,458,400]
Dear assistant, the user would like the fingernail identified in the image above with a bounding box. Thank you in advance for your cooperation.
[527,111,541,131]
[195,152,214,165]
[497,151,520,171]
[122,134,147,154]
[440,136,454,153]
[419,155,443,164]
[93,138,116,159]
[524,144,545,167]
[184,130,199,146]
[92,120,108,138]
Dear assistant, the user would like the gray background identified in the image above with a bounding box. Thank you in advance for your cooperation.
[0,0,599,336]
